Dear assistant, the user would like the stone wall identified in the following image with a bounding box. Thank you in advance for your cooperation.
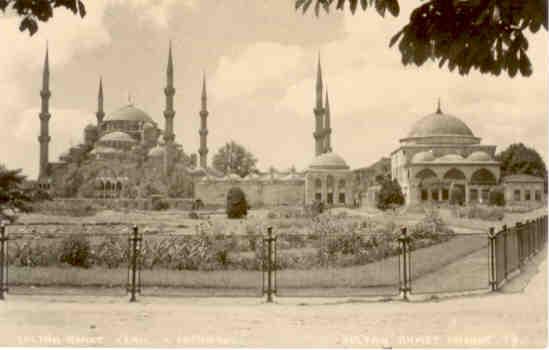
[195,180,305,207]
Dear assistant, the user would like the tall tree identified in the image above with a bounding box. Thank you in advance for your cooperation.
[296,0,547,77]
[376,178,405,210]
[1,0,86,35]
[212,141,258,178]
[0,164,33,221]
[496,143,547,178]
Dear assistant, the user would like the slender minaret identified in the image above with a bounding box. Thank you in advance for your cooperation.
[96,77,105,127]
[313,55,324,157]
[324,88,332,153]
[436,98,442,114]
[198,72,209,169]
[163,41,176,175]
[38,45,51,181]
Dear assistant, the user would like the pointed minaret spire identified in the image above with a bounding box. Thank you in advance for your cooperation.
[163,41,176,176]
[436,98,442,114]
[324,87,332,153]
[315,53,323,109]
[96,76,105,127]
[313,53,325,157]
[38,43,52,182]
[199,71,209,169]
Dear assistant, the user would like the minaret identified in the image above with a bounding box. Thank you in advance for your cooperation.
[198,72,209,169]
[96,77,105,127]
[436,98,442,114]
[324,88,332,153]
[313,54,324,157]
[163,41,176,175]
[38,44,51,181]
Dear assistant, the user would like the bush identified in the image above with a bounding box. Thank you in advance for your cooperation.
[489,187,506,207]
[226,187,248,219]
[59,235,92,268]
[376,179,405,210]
[152,199,170,211]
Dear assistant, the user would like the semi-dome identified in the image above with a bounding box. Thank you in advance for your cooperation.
[99,131,137,143]
[467,151,492,161]
[434,153,465,162]
[309,152,350,170]
[148,145,165,157]
[407,110,474,138]
[104,105,155,124]
[411,150,435,163]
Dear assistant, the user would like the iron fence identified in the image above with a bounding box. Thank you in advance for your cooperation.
[0,215,546,302]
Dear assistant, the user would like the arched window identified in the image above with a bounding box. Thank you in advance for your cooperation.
[443,168,466,181]
[470,168,496,185]
[415,168,438,180]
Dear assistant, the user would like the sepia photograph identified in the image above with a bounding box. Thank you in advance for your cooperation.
[0,0,547,347]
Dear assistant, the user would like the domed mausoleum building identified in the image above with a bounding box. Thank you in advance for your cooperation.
[391,103,500,205]
[305,152,353,206]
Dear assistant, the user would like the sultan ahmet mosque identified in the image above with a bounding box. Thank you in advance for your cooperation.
[34,44,542,208]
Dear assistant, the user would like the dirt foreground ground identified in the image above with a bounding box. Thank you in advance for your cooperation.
[0,253,546,348]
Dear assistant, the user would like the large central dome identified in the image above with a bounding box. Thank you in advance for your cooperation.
[407,110,474,138]
[104,105,156,124]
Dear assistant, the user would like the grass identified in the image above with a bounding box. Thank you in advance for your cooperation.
[7,234,492,297]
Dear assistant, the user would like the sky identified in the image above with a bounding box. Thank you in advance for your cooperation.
[0,0,547,178]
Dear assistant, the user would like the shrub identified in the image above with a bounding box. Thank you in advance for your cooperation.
[489,187,506,207]
[226,187,248,219]
[59,235,92,268]
[152,200,170,211]
[376,179,405,210]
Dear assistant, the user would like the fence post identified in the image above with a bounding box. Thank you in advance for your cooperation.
[129,225,140,303]
[516,222,523,267]
[266,226,274,303]
[489,227,496,292]
[0,223,5,301]
[502,225,508,280]
[398,227,410,301]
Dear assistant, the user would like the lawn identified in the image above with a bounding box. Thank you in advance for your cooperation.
[6,233,490,297]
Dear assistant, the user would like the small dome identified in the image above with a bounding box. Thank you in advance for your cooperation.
[309,152,350,170]
[99,131,136,143]
[467,151,492,161]
[411,150,435,163]
[435,153,465,162]
[408,110,474,138]
[144,122,155,129]
[104,105,155,124]
[84,124,97,131]
[148,145,165,157]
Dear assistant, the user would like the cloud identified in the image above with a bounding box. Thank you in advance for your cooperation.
[211,42,306,100]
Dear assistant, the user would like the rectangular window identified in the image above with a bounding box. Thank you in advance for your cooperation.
[431,189,439,201]
[481,189,490,203]
[339,193,346,204]
[327,193,334,204]
[421,190,428,201]
[525,190,531,201]
[442,189,449,201]
[315,193,321,201]
[514,189,521,201]
[535,191,542,201]
[470,189,479,202]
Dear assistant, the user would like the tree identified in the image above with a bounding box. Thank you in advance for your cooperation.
[0,165,33,222]
[1,0,87,35]
[489,186,506,207]
[496,143,547,178]
[376,178,405,210]
[212,141,258,178]
[226,187,248,219]
[296,0,547,77]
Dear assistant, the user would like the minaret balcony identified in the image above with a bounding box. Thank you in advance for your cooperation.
[39,112,51,121]
[164,87,176,95]
[40,91,51,98]
[199,129,208,136]
[38,135,51,142]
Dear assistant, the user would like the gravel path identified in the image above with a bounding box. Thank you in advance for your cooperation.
[0,252,545,347]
